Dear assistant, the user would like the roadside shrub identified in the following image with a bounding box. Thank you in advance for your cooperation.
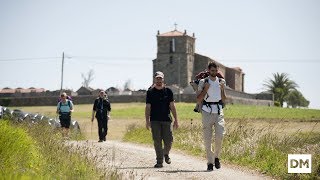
[274,101,281,107]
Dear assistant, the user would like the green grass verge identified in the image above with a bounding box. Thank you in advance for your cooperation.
[0,120,121,179]
[0,120,43,178]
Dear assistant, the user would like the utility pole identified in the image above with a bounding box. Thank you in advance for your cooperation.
[60,52,64,94]
[178,56,181,102]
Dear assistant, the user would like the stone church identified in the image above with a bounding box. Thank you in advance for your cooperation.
[153,29,245,92]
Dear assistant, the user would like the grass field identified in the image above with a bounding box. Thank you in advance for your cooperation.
[13,102,320,121]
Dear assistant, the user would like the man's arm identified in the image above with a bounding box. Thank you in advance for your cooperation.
[145,103,151,130]
[69,101,74,113]
[196,81,210,103]
[220,79,227,103]
[220,82,227,103]
[91,100,97,122]
[56,103,60,115]
[169,101,179,129]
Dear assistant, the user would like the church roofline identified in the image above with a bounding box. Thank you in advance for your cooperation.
[157,30,195,38]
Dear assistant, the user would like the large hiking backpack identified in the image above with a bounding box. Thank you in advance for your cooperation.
[190,69,224,92]
[190,70,225,113]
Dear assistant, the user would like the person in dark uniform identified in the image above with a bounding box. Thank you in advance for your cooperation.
[91,90,111,142]
[145,71,179,168]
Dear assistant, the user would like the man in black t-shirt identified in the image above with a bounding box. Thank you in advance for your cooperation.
[145,71,179,168]
[91,90,111,142]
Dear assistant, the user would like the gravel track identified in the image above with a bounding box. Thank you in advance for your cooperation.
[68,140,271,180]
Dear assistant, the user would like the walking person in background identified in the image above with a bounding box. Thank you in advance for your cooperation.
[91,90,111,142]
[56,92,74,139]
[145,71,179,168]
[197,62,227,171]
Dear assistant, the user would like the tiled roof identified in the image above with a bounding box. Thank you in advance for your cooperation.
[0,88,45,93]
[158,30,186,37]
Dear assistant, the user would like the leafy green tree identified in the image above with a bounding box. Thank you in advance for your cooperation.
[263,73,298,107]
[287,90,310,108]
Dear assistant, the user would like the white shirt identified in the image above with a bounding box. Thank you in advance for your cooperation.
[198,77,223,114]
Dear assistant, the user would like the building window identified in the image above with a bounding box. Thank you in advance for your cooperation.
[169,38,175,53]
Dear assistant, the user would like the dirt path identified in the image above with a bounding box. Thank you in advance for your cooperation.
[69,140,271,180]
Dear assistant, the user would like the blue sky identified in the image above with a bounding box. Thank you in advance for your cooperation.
[0,0,319,109]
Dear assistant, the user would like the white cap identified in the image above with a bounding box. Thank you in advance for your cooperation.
[154,71,164,78]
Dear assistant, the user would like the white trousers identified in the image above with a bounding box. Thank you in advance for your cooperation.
[201,110,225,164]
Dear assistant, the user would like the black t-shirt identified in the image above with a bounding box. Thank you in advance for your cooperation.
[146,87,174,122]
[93,98,111,118]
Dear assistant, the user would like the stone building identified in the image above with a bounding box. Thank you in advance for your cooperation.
[76,86,94,95]
[153,29,245,92]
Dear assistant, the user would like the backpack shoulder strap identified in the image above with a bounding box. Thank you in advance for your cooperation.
[68,100,71,108]
[204,77,209,84]
[204,77,210,100]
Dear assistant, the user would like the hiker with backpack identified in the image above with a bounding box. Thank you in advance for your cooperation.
[196,62,227,171]
[56,92,74,139]
[91,90,111,142]
[145,71,179,168]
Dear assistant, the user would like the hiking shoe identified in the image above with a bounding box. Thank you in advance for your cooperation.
[164,155,171,164]
[98,140,103,142]
[154,163,163,168]
[215,158,221,169]
[207,163,214,171]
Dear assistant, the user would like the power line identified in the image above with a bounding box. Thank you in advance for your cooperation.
[1,56,320,63]
[0,57,60,62]
[72,56,152,60]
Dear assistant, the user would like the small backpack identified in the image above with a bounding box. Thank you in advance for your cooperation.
[58,100,72,114]
[190,69,224,92]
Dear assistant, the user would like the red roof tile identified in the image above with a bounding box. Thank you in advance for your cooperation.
[158,30,186,37]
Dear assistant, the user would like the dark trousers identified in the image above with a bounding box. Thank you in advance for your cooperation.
[97,117,108,140]
[151,121,173,164]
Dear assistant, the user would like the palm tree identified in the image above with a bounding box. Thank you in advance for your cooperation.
[263,73,298,107]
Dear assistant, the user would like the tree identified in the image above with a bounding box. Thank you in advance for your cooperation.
[287,90,310,108]
[81,69,94,88]
[263,73,298,107]
[123,79,132,90]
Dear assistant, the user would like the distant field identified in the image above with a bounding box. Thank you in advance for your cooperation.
[13,103,320,121]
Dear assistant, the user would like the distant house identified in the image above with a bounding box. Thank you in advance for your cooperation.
[132,89,147,95]
[122,88,132,95]
[91,88,104,96]
[106,87,120,95]
[0,87,46,97]
[76,86,94,95]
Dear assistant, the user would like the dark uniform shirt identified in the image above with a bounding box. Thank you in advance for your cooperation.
[146,87,174,122]
[93,98,111,119]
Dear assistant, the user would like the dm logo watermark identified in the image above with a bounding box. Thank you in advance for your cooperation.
[288,154,312,173]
